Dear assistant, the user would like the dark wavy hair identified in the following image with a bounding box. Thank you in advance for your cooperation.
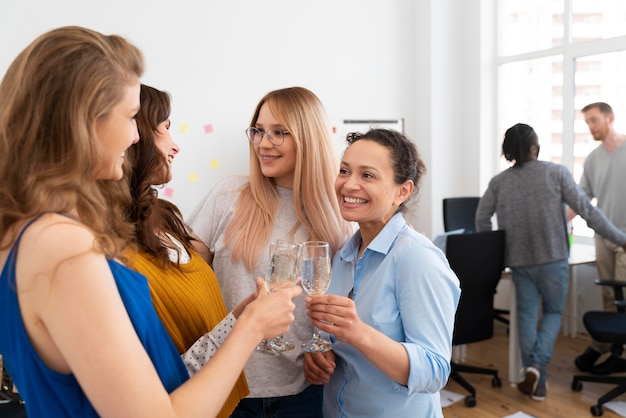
[502,123,538,167]
[344,128,426,212]
[125,84,193,268]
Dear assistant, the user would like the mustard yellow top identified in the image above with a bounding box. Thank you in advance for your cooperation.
[128,249,249,418]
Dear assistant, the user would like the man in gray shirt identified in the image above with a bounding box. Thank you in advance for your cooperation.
[574,102,626,375]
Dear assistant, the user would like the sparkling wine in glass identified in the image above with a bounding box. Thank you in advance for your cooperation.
[299,241,333,352]
[261,239,300,353]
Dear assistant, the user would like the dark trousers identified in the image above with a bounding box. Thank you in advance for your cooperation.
[230,384,323,418]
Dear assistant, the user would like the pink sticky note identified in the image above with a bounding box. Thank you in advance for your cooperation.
[163,187,174,197]
[204,124,214,134]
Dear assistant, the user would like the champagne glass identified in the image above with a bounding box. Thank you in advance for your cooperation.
[260,239,300,353]
[299,241,333,352]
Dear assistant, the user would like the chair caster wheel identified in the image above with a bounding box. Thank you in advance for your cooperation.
[492,376,502,387]
[464,395,476,407]
[591,404,603,416]
[571,380,582,392]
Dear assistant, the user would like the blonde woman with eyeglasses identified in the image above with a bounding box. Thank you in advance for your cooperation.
[188,87,352,417]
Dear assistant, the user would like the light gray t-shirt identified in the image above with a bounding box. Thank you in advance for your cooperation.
[579,141,626,232]
[188,175,312,398]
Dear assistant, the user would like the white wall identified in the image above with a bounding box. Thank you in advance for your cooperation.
[0,0,489,238]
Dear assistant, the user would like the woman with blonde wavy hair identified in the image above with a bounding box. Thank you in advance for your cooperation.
[0,27,301,418]
[189,86,351,417]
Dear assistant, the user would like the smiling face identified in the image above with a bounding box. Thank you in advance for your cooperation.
[253,103,297,189]
[153,119,179,184]
[94,82,141,180]
[335,139,412,230]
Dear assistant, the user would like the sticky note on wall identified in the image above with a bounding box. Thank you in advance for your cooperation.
[179,123,189,133]
[204,124,214,134]
[188,172,199,183]
[210,159,220,169]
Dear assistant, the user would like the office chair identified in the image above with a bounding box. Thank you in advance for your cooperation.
[443,197,510,328]
[446,230,505,407]
[442,197,481,233]
[571,279,626,417]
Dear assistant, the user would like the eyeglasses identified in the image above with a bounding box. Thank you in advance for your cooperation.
[245,127,290,146]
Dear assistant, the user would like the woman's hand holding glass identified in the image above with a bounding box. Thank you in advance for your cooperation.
[242,277,301,344]
[299,241,333,352]
[255,239,300,354]
[306,293,364,346]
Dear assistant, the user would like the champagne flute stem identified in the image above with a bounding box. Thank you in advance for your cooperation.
[312,326,321,341]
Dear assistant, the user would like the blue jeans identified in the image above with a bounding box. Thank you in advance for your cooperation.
[512,260,568,385]
[229,384,323,418]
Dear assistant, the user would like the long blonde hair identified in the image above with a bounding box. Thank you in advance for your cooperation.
[0,26,144,257]
[225,87,351,270]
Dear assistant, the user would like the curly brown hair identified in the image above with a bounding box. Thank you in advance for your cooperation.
[125,84,194,268]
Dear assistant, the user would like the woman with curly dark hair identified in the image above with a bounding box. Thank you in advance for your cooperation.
[304,128,460,417]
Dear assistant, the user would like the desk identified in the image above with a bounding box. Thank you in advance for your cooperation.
[507,243,596,384]
[561,243,597,336]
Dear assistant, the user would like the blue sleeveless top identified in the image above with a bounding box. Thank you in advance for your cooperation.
[0,217,189,417]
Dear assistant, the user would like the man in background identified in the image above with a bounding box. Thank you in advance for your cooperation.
[574,102,626,375]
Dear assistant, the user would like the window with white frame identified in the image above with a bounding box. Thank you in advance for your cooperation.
[497,0,626,239]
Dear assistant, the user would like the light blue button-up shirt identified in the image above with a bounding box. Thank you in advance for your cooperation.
[322,213,461,418]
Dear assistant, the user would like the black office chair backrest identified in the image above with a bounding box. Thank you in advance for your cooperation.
[446,230,505,345]
[443,197,481,233]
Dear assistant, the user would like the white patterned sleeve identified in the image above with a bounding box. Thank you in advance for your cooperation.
[181,312,236,376]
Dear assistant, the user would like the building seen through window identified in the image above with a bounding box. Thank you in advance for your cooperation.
[498,0,626,238]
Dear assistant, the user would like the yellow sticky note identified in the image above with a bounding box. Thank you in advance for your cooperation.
[179,123,189,133]
[210,159,220,169]
[188,172,199,183]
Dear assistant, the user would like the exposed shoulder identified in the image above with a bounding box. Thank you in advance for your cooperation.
[18,213,102,274]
